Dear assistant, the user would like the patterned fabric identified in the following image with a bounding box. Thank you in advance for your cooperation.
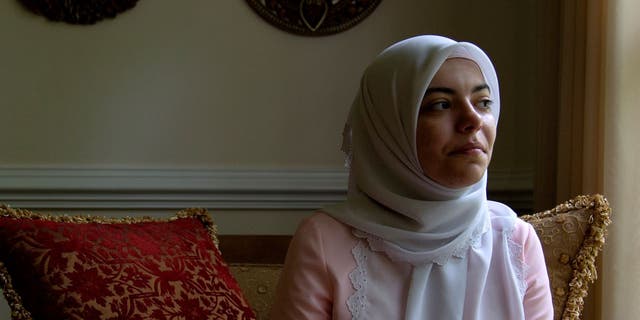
[520,194,611,320]
[0,206,256,320]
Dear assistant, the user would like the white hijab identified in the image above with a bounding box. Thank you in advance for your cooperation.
[325,35,500,265]
[324,36,522,320]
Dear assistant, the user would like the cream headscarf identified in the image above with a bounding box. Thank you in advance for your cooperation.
[324,34,500,266]
[323,36,524,319]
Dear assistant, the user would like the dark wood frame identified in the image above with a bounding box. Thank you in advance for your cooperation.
[245,0,382,36]
[17,0,139,24]
[219,235,292,264]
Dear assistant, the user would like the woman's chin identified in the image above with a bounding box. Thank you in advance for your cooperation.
[431,166,486,189]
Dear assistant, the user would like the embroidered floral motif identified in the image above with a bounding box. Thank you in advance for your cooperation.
[505,224,529,298]
[347,240,368,320]
[447,214,490,264]
[352,214,489,266]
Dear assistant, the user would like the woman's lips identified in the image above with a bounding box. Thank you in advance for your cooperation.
[449,143,485,155]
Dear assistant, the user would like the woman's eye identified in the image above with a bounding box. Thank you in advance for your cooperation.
[476,99,493,109]
[427,101,450,111]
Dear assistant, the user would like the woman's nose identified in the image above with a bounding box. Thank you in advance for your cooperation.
[456,101,483,133]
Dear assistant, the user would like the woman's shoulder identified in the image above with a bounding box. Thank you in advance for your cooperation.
[293,211,359,251]
[487,200,534,238]
[298,211,353,234]
[288,211,360,281]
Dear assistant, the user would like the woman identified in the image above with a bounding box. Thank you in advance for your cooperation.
[271,35,553,319]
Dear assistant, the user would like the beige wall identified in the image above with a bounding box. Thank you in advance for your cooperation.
[0,0,536,171]
[0,0,544,229]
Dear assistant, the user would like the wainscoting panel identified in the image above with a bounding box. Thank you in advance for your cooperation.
[0,168,533,212]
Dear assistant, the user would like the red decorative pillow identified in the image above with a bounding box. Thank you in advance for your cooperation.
[0,205,256,320]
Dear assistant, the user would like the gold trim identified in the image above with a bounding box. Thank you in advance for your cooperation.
[0,262,32,320]
[0,204,219,319]
[521,194,612,320]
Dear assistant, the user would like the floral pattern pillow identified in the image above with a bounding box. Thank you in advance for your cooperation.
[520,194,611,320]
[0,205,256,320]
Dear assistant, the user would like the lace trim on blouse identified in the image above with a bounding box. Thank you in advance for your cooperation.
[345,215,530,319]
[505,225,529,298]
[347,240,368,320]
[351,214,490,266]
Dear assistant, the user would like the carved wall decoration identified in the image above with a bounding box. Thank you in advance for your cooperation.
[17,0,139,25]
[245,0,382,36]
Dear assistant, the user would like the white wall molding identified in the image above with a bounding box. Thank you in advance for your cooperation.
[0,167,532,210]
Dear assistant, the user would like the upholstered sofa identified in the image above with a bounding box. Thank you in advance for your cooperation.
[0,194,611,320]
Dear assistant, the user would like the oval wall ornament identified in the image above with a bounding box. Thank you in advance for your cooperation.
[17,0,139,24]
[245,0,382,36]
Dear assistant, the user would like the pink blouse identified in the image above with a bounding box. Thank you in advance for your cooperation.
[271,210,553,320]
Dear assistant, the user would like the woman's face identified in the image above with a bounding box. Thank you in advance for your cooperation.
[416,58,497,188]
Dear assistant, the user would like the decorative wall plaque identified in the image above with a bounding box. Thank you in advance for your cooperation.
[17,0,139,24]
[245,0,382,36]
